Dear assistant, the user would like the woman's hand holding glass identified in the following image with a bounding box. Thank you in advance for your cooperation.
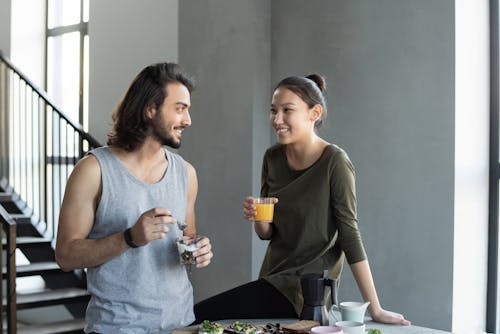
[243,197,278,240]
[242,197,278,222]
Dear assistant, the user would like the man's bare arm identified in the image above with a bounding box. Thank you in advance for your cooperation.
[183,161,198,237]
[55,155,175,271]
[55,155,129,271]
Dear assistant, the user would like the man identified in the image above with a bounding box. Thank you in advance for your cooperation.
[56,62,213,333]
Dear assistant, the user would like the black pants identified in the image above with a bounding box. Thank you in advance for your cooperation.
[193,279,297,323]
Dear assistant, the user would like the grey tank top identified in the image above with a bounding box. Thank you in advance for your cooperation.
[84,146,194,334]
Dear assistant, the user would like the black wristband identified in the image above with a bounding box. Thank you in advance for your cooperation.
[124,228,139,248]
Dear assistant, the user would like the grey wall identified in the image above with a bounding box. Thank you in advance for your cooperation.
[271,0,454,330]
[178,0,272,301]
[0,0,11,56]
[89,0,179,143]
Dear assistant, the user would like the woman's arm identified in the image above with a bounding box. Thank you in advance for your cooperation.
[350,260,411,325]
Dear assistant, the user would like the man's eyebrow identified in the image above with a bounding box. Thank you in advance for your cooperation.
[175,102,189,108]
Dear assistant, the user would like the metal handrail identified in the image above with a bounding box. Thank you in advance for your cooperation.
[0,205,17,334]
[0,50,102,236]
[0,51,100,148]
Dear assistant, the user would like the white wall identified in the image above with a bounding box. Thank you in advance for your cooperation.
[453,0,490,333]
[88,0,179,143]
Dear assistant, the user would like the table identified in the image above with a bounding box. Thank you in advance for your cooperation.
[363,319,451,334]
[166,318,452,334]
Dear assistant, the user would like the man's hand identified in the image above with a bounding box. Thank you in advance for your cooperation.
[193,236,213,268]
[129,208,176,246]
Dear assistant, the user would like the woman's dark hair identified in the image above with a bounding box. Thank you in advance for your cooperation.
[107,62,195,151]
[275,73,327,128]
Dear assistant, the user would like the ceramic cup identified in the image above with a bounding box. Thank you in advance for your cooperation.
[335,321,365,334]
[339,301,370,322]
[310,325,344,334]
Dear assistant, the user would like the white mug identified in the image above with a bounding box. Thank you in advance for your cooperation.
[330,301,370,323]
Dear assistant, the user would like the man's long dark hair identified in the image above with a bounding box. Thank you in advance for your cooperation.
[107,62,195,151]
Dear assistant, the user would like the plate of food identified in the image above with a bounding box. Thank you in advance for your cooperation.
[225,321,262,334]
[198,320,225,334]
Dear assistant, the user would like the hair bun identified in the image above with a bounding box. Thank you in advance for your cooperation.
[306,74,326,92]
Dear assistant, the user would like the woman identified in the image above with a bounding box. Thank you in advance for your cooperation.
[194,74,409,325]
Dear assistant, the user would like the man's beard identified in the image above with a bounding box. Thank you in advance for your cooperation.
[160,134,181,149]
[151,116,182,149]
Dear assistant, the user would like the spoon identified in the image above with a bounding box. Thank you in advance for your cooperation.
[177,219,187,231]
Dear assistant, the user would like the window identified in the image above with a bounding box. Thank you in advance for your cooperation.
[44,0,89,237]
[46,0,89,130]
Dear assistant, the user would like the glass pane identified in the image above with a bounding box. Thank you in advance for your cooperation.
[47,32,81,124]
[48,0,81,28]
[83,0,89,22]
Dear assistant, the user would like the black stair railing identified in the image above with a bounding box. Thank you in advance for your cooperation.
[0,50,101,237]
[0,50,101,333]
[0,204,17,334]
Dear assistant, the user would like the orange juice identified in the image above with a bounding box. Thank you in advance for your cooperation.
[254,203,274,222]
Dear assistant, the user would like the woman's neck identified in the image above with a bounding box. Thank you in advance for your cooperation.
[285,135,329,170]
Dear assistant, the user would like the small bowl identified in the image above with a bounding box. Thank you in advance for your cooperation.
[335,321,365,334]
[311,325,344,334]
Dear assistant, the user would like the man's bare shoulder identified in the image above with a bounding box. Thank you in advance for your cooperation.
[74,154,101,175]
[67,154,102,191]
[184,160,196,175]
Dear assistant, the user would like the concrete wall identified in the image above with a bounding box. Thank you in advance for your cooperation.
[271,0,454,330]
[88,0,179,143]
[0,0,11,56]
[178,0,271,300]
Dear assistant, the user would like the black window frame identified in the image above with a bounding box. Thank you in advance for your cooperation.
[488,0,500,333]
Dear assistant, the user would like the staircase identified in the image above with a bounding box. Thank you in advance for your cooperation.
[0,51,101,333]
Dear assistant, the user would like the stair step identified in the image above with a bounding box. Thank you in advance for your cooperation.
[4,287,90,310]
[16,318,86,334]
[2,236,52,249]
[0,192,12,201]
[2,262,61,278]
[9,213,32,224]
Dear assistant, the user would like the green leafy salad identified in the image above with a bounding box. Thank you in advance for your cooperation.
[366,329,382,334]
[199,320,224,334]
[227,321,259,334]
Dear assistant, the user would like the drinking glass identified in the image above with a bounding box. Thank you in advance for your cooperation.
[253,197,275,223]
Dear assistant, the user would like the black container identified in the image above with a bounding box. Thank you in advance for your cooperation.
[299,272,338,325]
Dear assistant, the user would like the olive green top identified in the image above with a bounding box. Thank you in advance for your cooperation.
[259,143,367,315]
